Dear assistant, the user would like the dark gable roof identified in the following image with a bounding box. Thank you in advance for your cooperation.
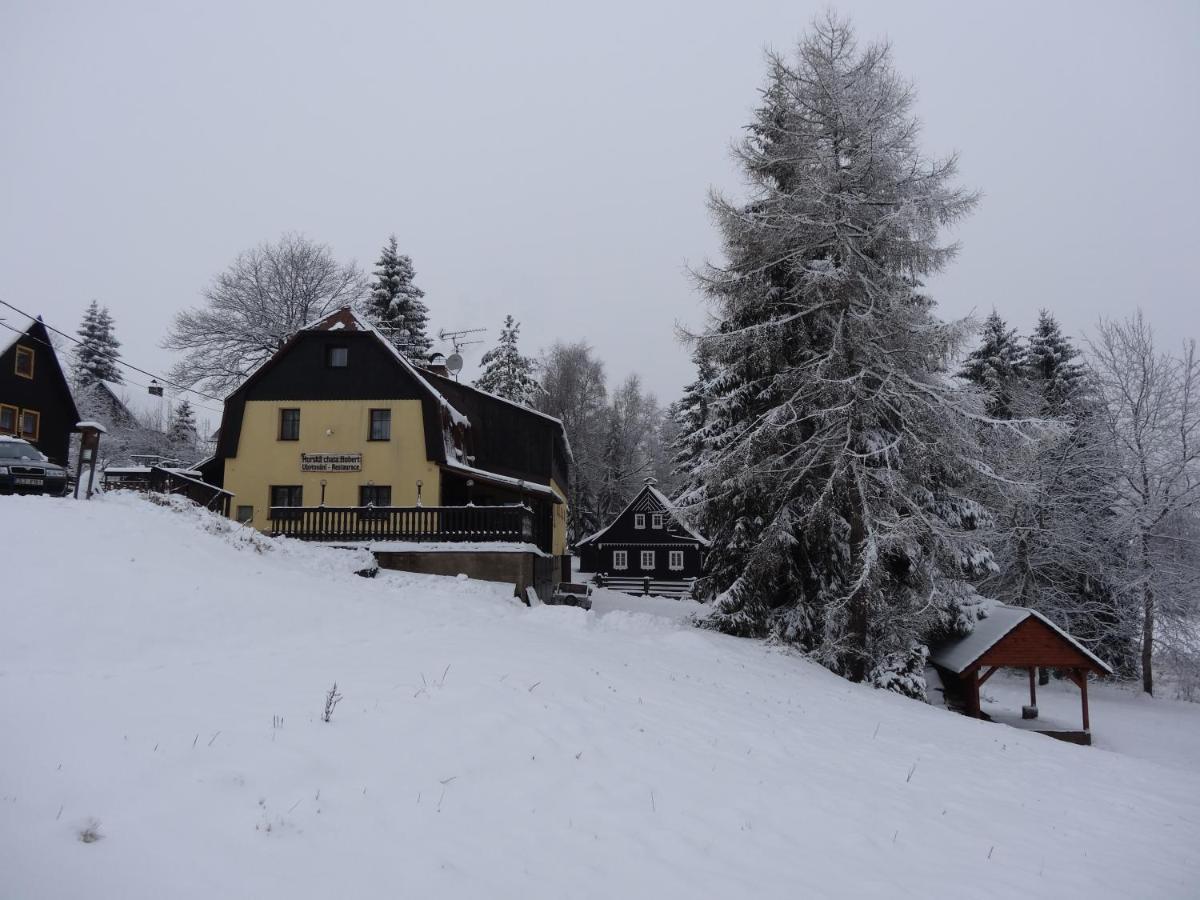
[5,318,81,424]
[214,309,568,493]
[216,309,464,463]
[577,480,709,548]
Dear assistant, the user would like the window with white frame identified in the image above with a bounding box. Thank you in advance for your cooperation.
[634,513,645,529]
[613,550,628,570]
[651,512,663,529]
[640,550,655,570]
[669,550,684,571]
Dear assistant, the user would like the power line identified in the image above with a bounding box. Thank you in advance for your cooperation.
[0,317,224,422]
[0,298,227,408]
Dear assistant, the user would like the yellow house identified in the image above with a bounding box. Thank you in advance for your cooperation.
[204,308,571,583]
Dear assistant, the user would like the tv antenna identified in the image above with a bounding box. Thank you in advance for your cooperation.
[437,327,486,354]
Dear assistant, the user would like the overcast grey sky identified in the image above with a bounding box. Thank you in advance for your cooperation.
[2,0,1197,418]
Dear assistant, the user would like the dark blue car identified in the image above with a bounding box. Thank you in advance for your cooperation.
[0,436,69,496]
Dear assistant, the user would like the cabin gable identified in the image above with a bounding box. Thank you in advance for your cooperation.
[217,330,445,463]
[975,617,1098,671]
[0,319,80,463]
[578,483,706,579]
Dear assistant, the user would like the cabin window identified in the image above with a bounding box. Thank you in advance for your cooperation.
[18,409,39,441]
[669,550,684,571]
[14,346,34,379]
[235,505,254,524]
[634,513,645,529]
[368,409,391,441]
[613,550,628,570]
[326,345,349,368]
[269,485,303,516]
[651,513,663,529]
[359,484,392,507]
[0,404,16,435]
[640,550,655,570]
[279,408,300,441]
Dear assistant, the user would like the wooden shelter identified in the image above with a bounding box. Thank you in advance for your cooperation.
[930,605,1113,745]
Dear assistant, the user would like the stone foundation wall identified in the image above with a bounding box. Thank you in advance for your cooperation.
[373,550,560,600]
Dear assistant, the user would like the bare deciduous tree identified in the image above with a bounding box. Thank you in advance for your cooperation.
[1089,311,1200,695]
[165,233,367,395]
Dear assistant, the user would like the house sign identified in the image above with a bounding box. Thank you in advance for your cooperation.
[301,452,363,473]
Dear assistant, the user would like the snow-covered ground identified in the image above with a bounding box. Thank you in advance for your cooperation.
[2,494,1198,899]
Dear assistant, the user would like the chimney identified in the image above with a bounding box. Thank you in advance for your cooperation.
[423,352,449,377]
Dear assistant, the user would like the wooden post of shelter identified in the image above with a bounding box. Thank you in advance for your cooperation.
[1076,668,1090,732]
[73,422,106,500]
[966,668,981,719]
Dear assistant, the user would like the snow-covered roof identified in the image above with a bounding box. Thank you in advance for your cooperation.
[0,313,35,355]
[440,460,562,502]
[577,479,710,547]
[97,380,171,427]
[75,421,108,433]
[929,604,1113,675]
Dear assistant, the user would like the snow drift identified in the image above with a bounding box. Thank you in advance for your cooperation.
[0,493,1196,899]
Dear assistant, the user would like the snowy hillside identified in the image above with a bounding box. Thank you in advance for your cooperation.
[1,495,1197,899]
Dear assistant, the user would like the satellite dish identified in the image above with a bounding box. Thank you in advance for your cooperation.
[446,353,464,375]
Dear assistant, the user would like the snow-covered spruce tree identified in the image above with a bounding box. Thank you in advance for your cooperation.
[958,310,1027,418]
[73,301,123,387]
[363,235,431,362]
[669,347,716,510]
[167,399,200,460]
[691,16,999,698]
[474,315,539,405]
[1026,309,1085,413]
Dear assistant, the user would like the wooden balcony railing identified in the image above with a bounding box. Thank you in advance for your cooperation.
[267,504,535,545]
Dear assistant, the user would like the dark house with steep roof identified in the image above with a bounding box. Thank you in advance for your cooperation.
[577,478,708,581]
[0,315,79,464]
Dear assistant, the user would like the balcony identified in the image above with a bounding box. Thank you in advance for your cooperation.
[267,504,536,546]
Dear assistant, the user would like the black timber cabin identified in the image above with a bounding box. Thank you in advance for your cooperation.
[0,315,80,464]
[577,478,708,579]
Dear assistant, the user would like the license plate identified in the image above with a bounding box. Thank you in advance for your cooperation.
[14,477,43,486]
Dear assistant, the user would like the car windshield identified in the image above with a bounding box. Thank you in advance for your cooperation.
[0,440,48,461]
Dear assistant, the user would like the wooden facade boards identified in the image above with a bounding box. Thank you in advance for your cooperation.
[577,480,707,580]
[0,317,80,464]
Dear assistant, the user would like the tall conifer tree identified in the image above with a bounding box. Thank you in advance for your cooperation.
[73,300,123,387]
[1026,309,1084,413]
[689,15,996,696]
[958,310,1026,418]
[364,235,431,361]
[474,315,539,405]
[167,399,200,459]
